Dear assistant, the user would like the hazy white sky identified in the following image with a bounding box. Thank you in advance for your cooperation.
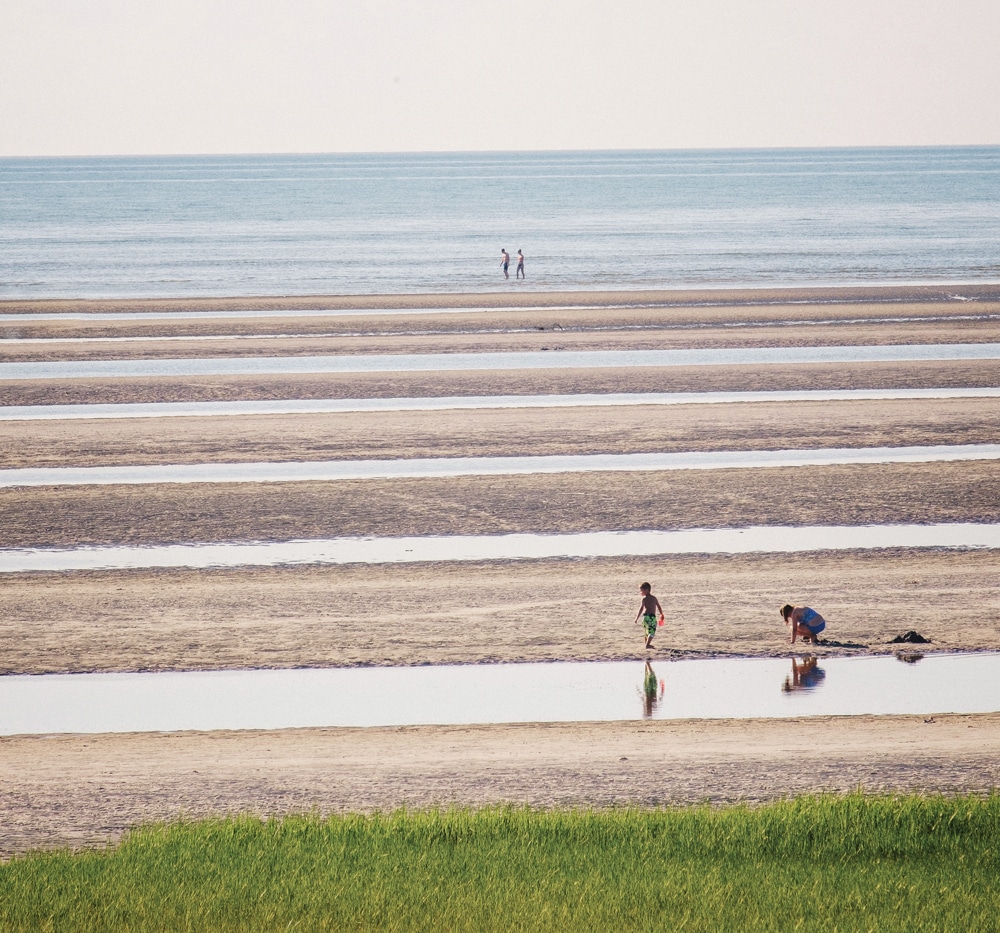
[2,0,998,156]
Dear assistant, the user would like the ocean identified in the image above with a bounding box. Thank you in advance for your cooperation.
[1,147,998,299]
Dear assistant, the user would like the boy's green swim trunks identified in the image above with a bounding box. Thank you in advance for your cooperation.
[642,614,658,637]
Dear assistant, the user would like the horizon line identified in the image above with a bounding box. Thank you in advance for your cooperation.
[4,143,1000,161]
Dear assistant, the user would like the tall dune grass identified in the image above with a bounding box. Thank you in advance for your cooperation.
[1,794,997,931]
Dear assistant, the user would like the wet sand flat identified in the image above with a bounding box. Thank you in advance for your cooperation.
[2,286,999,857]
[1,283,996,313]
[3,360,998,407]
[4,317,1000,361]
[2,293,998,365]
[2,397,998,468]
[2,461,998,548]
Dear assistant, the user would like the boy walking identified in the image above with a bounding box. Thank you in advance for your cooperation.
[633,582,664,650]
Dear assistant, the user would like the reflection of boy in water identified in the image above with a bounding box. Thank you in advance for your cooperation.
[641,660,665,718]
[782,656,826,692]
[633,582,664,650]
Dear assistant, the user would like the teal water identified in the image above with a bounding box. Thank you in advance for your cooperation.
[2,147,999,298]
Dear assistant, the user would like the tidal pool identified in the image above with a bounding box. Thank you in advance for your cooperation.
[1,523,997,573]
[2,344,999,380]
[2,387,998,422]
[1,654,997,736]
[3,444,998,489]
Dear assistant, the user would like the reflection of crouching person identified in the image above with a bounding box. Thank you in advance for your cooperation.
[782,656,826,691]
[781,604,826,644]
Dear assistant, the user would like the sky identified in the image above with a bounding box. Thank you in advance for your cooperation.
[1,0,999,157]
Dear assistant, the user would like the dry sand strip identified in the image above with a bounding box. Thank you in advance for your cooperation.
[1,713,998,857]
[2,397,999,470]
[0,283,996,312]
[4,318,1000,361]
[4,292,997,320]
[2,549,998,674]
[3,311,999,350]
[4,297,990,335]
[4,360,998,407]
[2,461,997,549]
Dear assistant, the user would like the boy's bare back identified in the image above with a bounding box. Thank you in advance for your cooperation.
[639,593,662,616]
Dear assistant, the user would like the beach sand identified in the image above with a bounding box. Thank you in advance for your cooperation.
[3,549,999,675]
[1,286,999,856]
[3,715,999,856]
[2,397,999,468]
[3,461,999,548]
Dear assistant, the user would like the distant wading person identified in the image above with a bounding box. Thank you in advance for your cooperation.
[634,582,664,650]
[516,249,525,278]
[501,248,510,279]
[781,604,826,644]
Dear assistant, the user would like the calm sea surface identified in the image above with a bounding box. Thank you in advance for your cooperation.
[1,147,998,299]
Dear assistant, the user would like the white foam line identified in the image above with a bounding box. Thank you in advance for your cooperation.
[2,388,999,421]
[2,344,999,381]
[2,444,998,489]
[2,523,997,573]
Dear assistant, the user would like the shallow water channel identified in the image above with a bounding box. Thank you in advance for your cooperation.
[3,523,998,573]
[3,388,998,422]
[3,444,998,489]
[3,344,999,381]
[1,654,998,736]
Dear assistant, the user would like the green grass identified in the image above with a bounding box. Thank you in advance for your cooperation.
[1,795,998,932]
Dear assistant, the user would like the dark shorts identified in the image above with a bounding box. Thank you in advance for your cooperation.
[801,608,825,636]
[643,614,658,637]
